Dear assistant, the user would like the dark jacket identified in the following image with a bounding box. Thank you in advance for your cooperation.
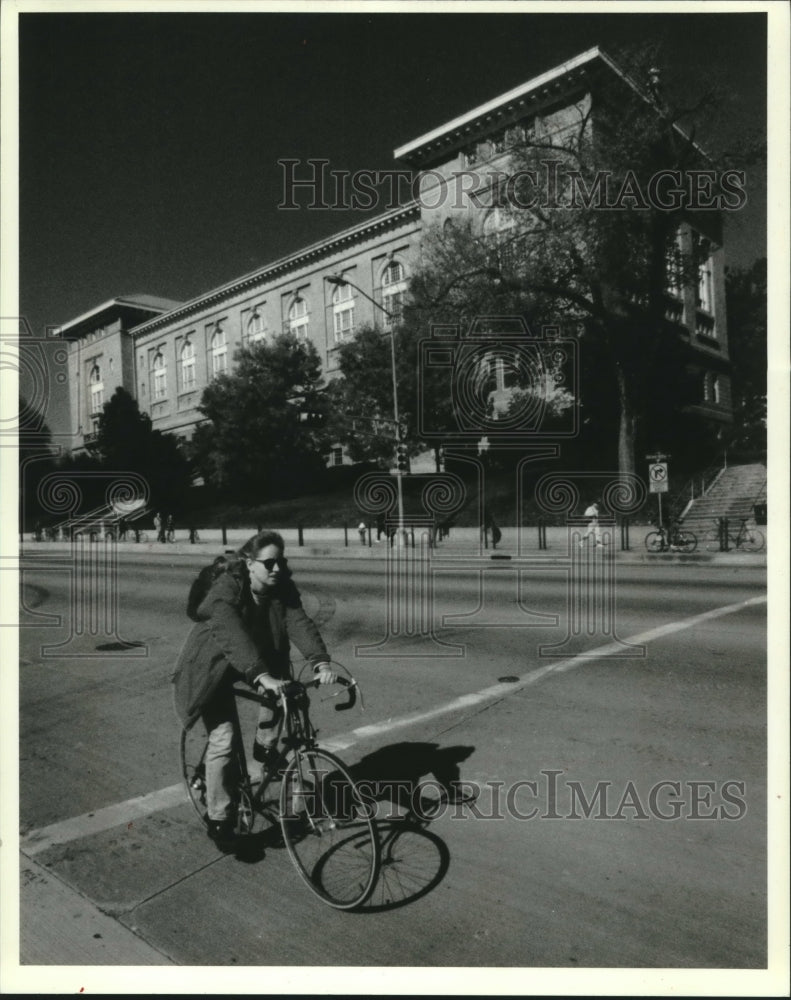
[172,570,327,728]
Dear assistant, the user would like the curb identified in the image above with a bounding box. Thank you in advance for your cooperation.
[19,541,767,568]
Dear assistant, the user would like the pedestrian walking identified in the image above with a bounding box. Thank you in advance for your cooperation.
[358,521,367,546]
[118,516,129,541]
[482,508,501,549]
[154,512,165,543]
[172,529,336,851]
[167,513,175,542]
[581,500,602,546]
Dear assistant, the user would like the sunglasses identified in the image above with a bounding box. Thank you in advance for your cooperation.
[250,556,288,572]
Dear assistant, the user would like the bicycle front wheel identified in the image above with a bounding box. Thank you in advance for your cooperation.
[645,531,664,553]
[280,748,380,910]
[740,528,764,552]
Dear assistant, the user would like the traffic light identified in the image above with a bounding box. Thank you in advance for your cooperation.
[396,444,408,473]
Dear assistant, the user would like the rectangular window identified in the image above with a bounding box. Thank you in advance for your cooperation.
[697,260,714,314]
[383,291,403,328]
[154,368,167,400]
[334,305,355,342]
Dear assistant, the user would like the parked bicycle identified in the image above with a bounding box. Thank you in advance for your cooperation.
[703,518,764,552]
[180,661,380,910]
[645,521,697,553]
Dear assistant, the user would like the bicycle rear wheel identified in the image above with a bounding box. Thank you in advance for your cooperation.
[280,748,380,910]
[180,721,210,827]
[180,723,274,836]
[645,531,664,553]
[676,530,697,554]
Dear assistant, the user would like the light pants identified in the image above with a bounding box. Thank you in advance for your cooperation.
[583,517,601,544]
[201,681,282,821]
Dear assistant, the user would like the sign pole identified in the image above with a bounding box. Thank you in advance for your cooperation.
[646,452,670,532]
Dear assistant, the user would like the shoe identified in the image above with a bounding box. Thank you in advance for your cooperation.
[206,818,236,852]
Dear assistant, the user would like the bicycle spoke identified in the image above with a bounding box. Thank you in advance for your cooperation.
[280,749,380,909]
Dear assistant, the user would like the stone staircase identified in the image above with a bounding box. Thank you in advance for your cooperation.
[680,463,766,526]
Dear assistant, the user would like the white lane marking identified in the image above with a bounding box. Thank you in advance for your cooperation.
[21,785,187,856]
[21,594,766,854]
[323,594,768,752]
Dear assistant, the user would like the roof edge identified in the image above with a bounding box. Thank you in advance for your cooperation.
[393,47,607,162]
[59,296,178,335]
[130,200,421,336]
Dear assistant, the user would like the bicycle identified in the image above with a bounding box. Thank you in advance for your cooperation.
[703,518,764,552]
[179,663,380,910]
[645,522,697,553]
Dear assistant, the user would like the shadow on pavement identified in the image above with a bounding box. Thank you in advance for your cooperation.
[347,741,477,912]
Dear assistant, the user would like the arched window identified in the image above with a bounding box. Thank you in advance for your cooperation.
[210,325,227,376]
[180,339,195,391]
[152,351,167,400]
[89,363,103,414]
[247,310,266,344]
[381,260,407,328]
[332,283,355,343]
[288,297,309,339]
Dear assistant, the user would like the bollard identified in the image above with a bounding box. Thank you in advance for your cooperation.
[537,521,548,550]
[298,525,304,547]
[344,523,348,547]
[222,525,227,546]
[368,524,372,547]
[620,518,630,551]
[720,517,729,552]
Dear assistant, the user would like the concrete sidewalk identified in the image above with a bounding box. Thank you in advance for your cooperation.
[19,854,174,966]
[21,523,768,567]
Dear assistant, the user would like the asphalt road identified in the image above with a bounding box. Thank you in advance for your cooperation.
[13,550,771,982]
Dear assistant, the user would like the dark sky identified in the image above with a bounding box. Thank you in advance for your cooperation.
[17,9,767,429]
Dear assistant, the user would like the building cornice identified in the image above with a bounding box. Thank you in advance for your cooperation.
[394,48,607,166]
[130,201,421,337]
[59,296,180,336]
[393,46,702,166]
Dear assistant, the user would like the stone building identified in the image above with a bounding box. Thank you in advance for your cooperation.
[58,47,733,461]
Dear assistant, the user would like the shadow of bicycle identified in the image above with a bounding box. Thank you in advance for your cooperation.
[347,741,476,912]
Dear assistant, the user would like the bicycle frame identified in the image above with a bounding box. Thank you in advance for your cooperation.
[232,676,358,814]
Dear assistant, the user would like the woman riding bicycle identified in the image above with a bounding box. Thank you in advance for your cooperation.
[173,529,335,849]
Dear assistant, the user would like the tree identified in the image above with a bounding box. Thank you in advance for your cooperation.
[724,258,767,455]
[94,387,192,513]
[192,334,331,500]
[403,45,760,478]
[327,321,460,470]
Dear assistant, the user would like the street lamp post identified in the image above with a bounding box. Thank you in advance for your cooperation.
[324,274,406,543]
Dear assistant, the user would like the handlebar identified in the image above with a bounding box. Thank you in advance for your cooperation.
[288,674,359,712]
[234,674,360,712]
